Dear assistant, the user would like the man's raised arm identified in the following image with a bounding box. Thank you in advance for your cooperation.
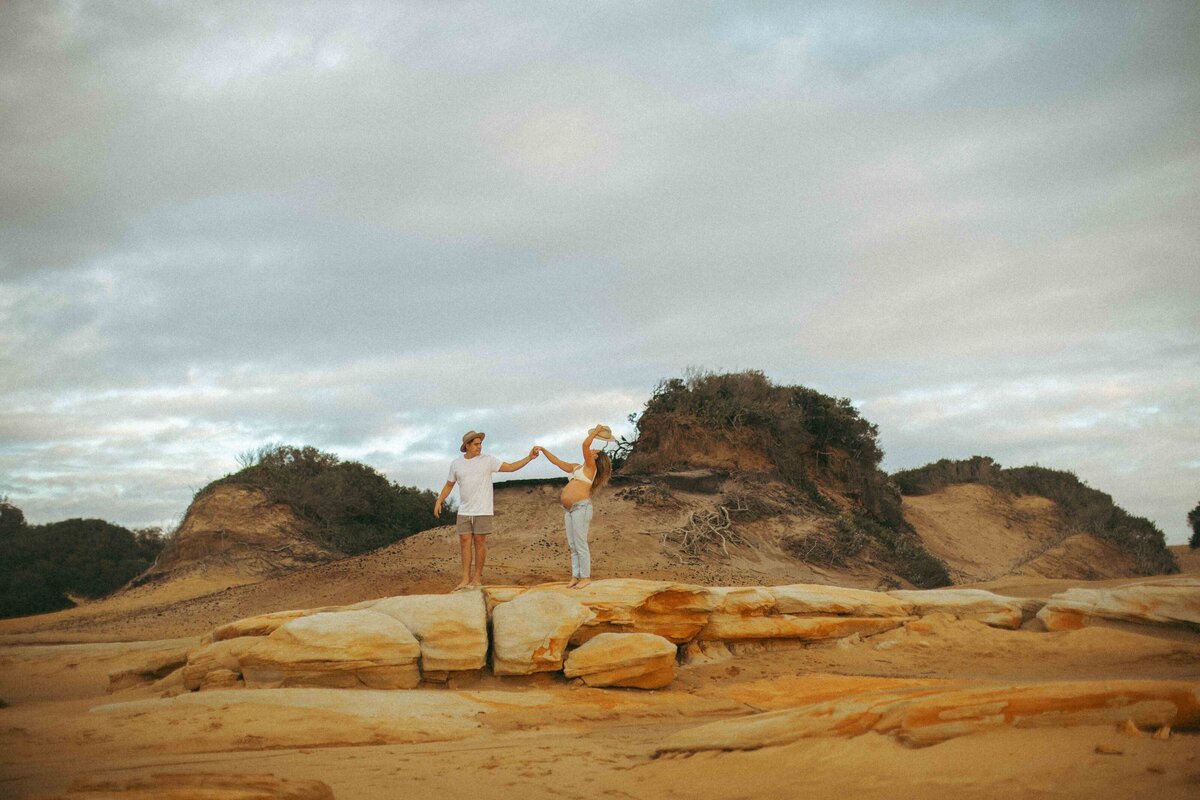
[498,447,540,473]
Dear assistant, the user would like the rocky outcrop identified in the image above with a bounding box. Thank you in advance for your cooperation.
[658,678,1200,751]
[45,772,334,799]
[133,577,1197,697]
[491,591,594,675]
[888,588,1037,629]
[239,610,421,689]
[1037,578,1200,632]
[563,633,677,688]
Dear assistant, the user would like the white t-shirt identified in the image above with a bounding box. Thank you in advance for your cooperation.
[447,454,503,516]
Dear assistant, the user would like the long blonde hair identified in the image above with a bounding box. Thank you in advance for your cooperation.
[591,451,612,496]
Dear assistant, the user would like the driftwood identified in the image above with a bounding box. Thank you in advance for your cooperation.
[661,504,751,564]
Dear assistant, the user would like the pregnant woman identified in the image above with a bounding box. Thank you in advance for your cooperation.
[536,425,614,588]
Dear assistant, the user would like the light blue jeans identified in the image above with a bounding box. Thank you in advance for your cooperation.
[564,499,594,578]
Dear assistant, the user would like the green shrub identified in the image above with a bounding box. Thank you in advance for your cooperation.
[200,444,443,556]
[892,456,1001,495]
[625,370,902,524]
[0,506,166,619]
[1189,501,1200,549]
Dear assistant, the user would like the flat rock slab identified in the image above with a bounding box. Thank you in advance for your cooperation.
[44,772,334,799]
[1038,579,1200,631]
[88,688,489,751]
[658,678,1200,752]
[240,610,421,689]
[888,588,1035,629]
[768,584,912,617]
[564,632,677,689]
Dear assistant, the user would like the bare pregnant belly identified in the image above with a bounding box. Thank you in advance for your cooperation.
[560,480,592,509]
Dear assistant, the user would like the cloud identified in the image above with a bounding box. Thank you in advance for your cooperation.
[2,1,1197,543]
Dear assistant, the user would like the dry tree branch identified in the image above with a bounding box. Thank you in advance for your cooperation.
[660,505,751,564]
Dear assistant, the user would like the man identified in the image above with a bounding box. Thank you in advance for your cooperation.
[434,430,538,591]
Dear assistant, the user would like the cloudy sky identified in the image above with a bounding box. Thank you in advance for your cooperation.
[2,1,1197,543]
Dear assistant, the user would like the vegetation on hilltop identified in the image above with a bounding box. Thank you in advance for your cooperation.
[0,500,166,619]
[622,371,951,588]
[623,370,899,519]
[197,444,443,556]
[1187,500,1199,549]
[893,458,1179,575]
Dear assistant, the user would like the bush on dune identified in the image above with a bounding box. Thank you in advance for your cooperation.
[199,444,444,556]
[0,500,166,619]
[624,371,951,588]
[1188,501,1199,549]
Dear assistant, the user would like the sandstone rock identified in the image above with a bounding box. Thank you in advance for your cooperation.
[47,772,334,799]
[1037,580,1200,632]
[658,679,1200,752]
[182,636,260,691]
[888,588,1033,629]
[198,668,241,690]
[106,647,191,693]
[563,633,677,689]
[680,640,734,666]
[491,591,593,675]
[769,584,912,617]
[369,590,488,671]
[1119,718,1145,737]
[210,608,324,642]
[490,579,715,644]
[240,610,421,689]
[482,586,526,614]
[700,615,908,641]
[695,585,913,641]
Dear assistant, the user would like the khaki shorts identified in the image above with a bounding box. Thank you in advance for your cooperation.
[456,514,495,535]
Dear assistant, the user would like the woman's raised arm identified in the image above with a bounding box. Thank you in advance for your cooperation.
[536,446,577,474]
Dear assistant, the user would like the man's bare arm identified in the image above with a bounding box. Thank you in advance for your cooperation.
[499,447,539,473]
[434,480,455,517]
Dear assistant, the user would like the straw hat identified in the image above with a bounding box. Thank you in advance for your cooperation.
[588,424,615,441]
[460,430,485,452]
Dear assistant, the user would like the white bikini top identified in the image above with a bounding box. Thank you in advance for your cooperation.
[569,464,593,485]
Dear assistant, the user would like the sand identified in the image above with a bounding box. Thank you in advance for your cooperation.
[1,491,1197,799]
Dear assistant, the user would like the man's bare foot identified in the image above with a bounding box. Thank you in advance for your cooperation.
[566,578,578,588]
[574,578,592,589]
[452,579,471,592]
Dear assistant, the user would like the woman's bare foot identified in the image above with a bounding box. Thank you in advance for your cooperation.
[452,578,471,592]
[574,578,592,589]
